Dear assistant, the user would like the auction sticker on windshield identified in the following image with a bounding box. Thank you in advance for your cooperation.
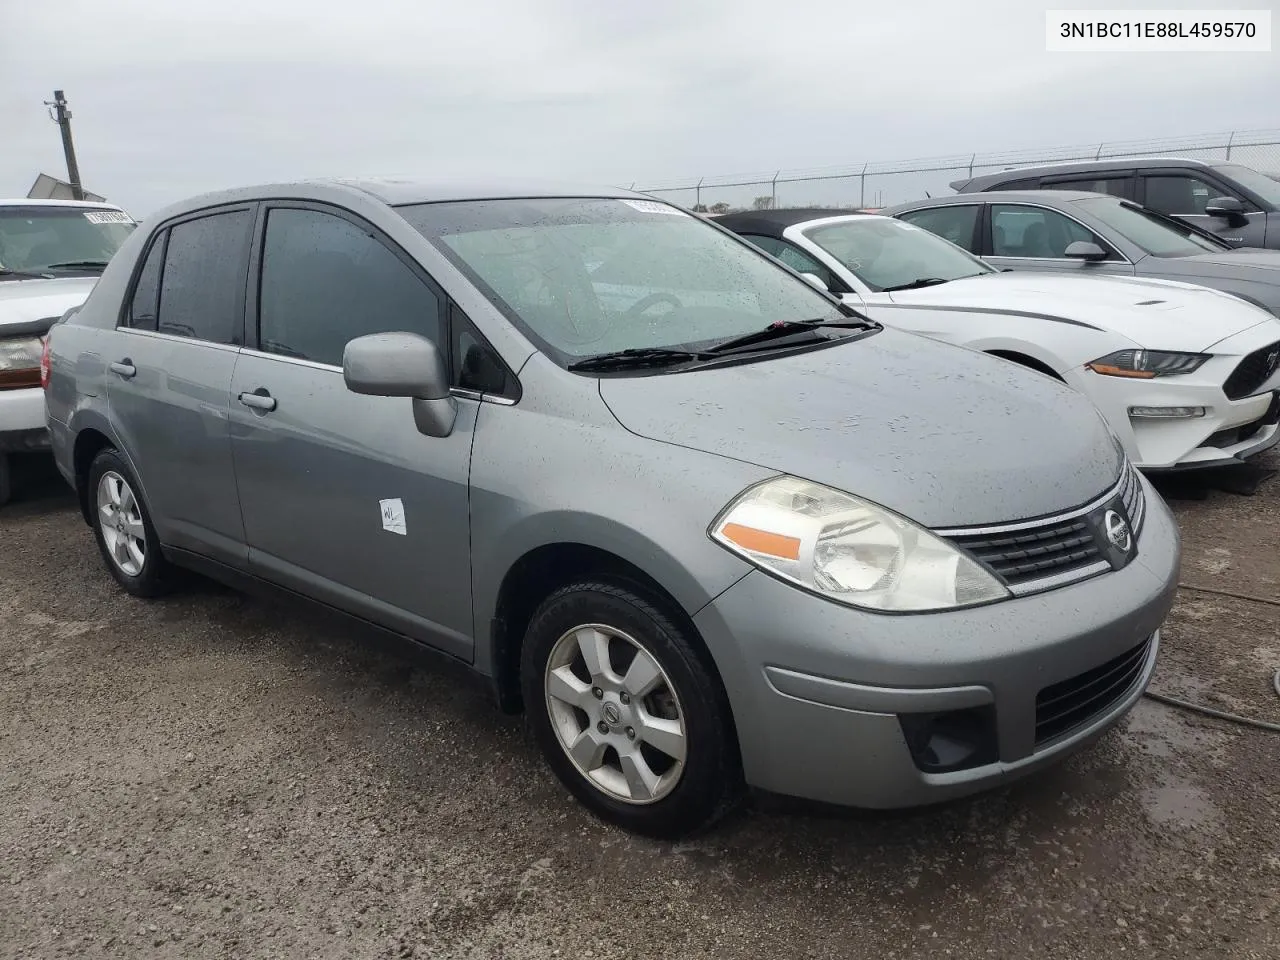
[83,211,135,225]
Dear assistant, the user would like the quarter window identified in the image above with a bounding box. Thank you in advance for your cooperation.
[1143,175,1228,216]
[157,210,253,344]
[127,233,166,331]
[896,206,980,252]
[257,207,442,368]
[990,205,1101,259]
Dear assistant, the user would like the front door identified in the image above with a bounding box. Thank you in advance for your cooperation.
[105,206,255,568]
[227,203,475,660]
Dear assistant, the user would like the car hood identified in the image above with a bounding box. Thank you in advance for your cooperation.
[885,271,1275,352]
[0,276,98,332]
[1164,248,1280,276]
[598,327,1123,528]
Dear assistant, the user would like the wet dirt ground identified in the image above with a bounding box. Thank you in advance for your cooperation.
[2,453,1278,959]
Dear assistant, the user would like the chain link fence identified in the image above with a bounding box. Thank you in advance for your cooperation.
[633,130,1280,213]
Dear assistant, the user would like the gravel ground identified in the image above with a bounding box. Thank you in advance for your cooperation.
[2,452,1279,960]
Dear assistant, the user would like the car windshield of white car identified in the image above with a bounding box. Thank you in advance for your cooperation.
[800,218,993,293]
[1073,198,1227,257]
[0,207,135,277]
[398,197,872,368]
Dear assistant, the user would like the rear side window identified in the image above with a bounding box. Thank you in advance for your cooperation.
[257,207,442,368]
[158,210,252,344]
[126,233,165,331]
[896,206,980,251]
[1042,177,1130,199]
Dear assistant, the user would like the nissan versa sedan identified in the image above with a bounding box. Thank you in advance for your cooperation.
[45,180,1180,837]
[718,208,1280,471]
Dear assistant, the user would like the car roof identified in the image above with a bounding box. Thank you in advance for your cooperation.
[0,198,126,210]
[887,190,1115,214]
[952,156,1222,192]
[713,208,873,238]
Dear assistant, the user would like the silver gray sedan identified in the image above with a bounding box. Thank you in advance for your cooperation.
[43,179,1179,837]
[887,190,1280,317]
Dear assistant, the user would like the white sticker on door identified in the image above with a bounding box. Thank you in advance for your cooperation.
[379,498,407,535]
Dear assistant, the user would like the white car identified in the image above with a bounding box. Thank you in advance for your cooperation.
[1,198,137,503]
[716,209,1280,471]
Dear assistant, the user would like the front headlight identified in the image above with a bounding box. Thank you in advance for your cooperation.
[1086,349,1208,378]
[710,476,1009,612]
[0,336,44,390]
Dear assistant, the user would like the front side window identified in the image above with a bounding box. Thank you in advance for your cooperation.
[1072,197,1228,257]
[397,198,845,363]
[989,205,1100,258]
[800,217,993,292]
[158,210,253,344]
[0,205,135,276]
[257,208,442,368]
[895,206,980,252]
[1143,175,1227,216]
[740,234,839,289]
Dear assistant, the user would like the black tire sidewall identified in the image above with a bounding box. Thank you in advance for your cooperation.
[521,581,740,838]
[87,449,168,597]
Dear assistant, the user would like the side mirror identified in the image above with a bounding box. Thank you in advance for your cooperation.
[1204,196,1246,222]
[800,272,829,292]
[1064,240,1108,261]
[343,332,457,438]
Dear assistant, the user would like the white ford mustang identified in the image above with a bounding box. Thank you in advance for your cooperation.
[716,209,1280,471]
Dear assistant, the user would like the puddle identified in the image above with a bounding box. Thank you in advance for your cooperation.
[1140,779,1221,832]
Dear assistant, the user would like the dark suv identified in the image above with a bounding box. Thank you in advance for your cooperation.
[951,157,1280,250]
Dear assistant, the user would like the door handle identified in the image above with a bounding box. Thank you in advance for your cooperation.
[238,390,277,412]
[109,359,136,379]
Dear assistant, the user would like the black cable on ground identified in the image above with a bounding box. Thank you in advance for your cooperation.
[1139,582,1280,733]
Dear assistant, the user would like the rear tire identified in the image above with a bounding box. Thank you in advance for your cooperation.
[87,448,172,598]
[521,580,742,838]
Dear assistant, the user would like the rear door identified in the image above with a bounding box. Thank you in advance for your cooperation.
[1138,168,1267,248]
[228,202,476,659]
[982,202,1135,277]
[106,205,254,568]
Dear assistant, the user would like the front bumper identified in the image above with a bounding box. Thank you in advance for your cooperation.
[693,473,1180,808]
[0,387,50,453]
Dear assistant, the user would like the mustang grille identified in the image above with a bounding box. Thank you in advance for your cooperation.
[1223,341,1280,400]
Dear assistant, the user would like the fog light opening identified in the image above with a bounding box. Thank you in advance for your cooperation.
[899,705,998,774]
[1128,405,1207,419]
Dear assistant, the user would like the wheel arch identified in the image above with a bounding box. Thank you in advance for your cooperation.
[66,411,135,527]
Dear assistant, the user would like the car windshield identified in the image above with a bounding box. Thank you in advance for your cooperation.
[0,206,135,276]
[1213,163,1280,209]
[1072,198,1229,256]
[397,197,848,364]
[799,217,993,292]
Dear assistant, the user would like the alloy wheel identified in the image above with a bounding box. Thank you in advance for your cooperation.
[97,470,147,577]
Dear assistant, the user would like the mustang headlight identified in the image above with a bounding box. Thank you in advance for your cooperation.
[710,477,1009,612]
[1086,349,1208,378]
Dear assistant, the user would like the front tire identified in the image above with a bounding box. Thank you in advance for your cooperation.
[521,580,742,838]
[88,448,172,598]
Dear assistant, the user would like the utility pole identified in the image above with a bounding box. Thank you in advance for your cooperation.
[44,90,84,200]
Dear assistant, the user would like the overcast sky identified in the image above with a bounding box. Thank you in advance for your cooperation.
[2,0,1277,216]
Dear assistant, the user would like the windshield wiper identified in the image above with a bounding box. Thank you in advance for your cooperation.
[566,347,715,372]
[0,267,55,280]
[704,317,876,356]
[881,277,952,292]
[42,260,111,272]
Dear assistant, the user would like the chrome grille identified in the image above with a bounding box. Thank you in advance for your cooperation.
[942,464,1143,591]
